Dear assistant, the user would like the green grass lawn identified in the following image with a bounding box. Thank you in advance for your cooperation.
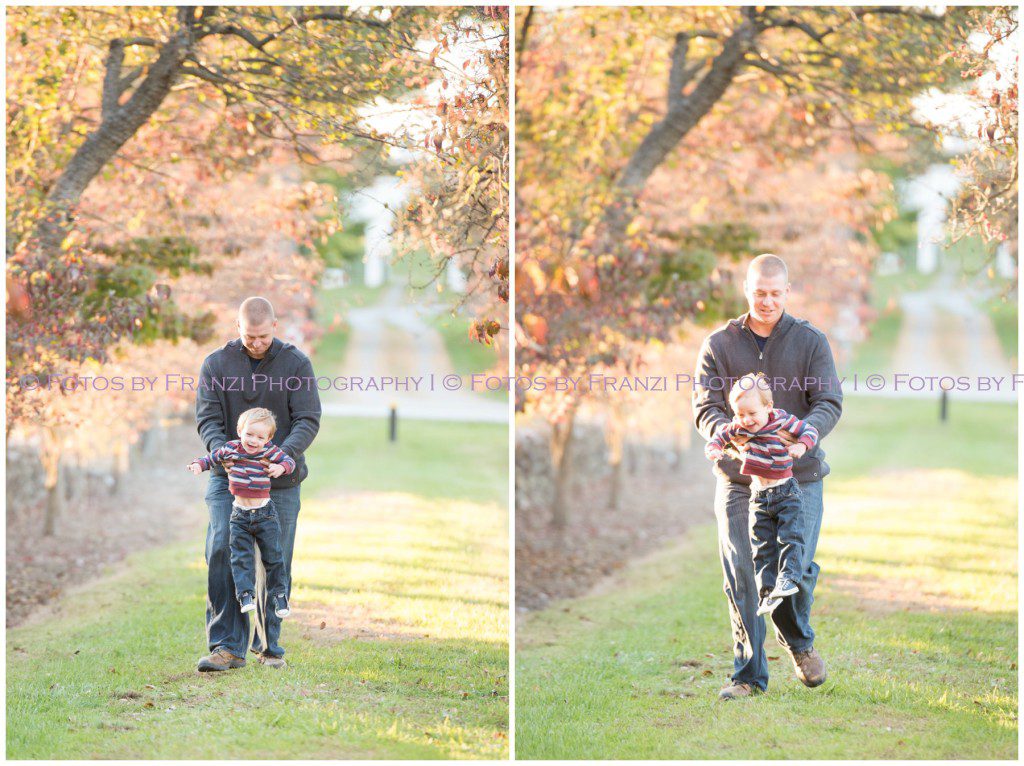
[432,314,506,403]
[7,417,509,759]
[515,398,1017,759]
[985,293,1018,368]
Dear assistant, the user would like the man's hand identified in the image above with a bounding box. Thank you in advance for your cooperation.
[705,443,724,462]
[788,442,807,459]
[187,462,203,475]
[777,430,797,446]
[731,433,751,452]
[266,463,286,479]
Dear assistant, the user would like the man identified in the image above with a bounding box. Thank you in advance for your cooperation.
[692,254,843,700]
[195,297,322,671]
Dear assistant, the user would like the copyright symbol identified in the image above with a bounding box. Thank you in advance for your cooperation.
[866,374,884,391]
[442,374,462,391]
[19,375,39,390]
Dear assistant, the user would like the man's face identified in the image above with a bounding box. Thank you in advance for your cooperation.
[237,317,276,359]
[743,270,789,326]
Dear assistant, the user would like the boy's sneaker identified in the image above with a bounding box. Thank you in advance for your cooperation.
[239,592,256,614]
[756,595,781,616]
[718,681,756,700]
[770,576,800,599]
[273,593,290,619]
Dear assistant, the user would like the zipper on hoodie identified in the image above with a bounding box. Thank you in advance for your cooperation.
[744,312,783,369]
[743,320,768,369]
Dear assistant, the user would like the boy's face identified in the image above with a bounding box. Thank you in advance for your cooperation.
[239,420,272,453]
[237,317,276,359]
[733,390,771,431]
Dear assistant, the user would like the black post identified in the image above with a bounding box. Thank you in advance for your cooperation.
[389,405,398,442]
[939,390,948,422]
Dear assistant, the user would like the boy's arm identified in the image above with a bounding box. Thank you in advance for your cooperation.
[263,444,296,474]
[779,411,818,449]
[708,421,737,451]
[194,444,233,471]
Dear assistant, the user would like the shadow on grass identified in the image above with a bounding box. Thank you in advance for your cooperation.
[7,539,508,760]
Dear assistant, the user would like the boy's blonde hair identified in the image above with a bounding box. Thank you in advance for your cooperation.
[728,372,773,409]
[237,407,277,437]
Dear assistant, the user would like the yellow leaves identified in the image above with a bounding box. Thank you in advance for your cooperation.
[625,219,642,237]
[689,196,709,220]
[521,259,547,293]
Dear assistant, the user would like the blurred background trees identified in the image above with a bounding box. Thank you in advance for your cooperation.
[515,5,1017,542]
[6,6,508,535]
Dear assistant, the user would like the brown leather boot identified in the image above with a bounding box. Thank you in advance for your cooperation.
[197,647,246,672]
[717,681,756,700]
[791,646,827,687]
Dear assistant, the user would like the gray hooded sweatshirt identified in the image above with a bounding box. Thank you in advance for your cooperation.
[196,337,322,488]
[692,311,843,484]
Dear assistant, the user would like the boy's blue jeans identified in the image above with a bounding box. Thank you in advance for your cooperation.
[714,476,823,691]
[749,478,805,595]
[228,500,288,604]
[204,475,300,659]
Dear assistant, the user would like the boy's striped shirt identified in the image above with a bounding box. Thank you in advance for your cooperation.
[194,440,295,498]
[709,409,818,480]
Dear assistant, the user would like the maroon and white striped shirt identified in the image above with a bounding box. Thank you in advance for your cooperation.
[194,440,295,498]
[709,409,818,481]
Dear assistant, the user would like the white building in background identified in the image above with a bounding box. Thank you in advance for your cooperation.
[995,243,1015,279]
[898,163,961,274]
[346,175,409,287]
[446,259,468,292]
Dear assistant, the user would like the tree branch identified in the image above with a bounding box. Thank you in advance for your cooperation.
[614,17,760,197]
[101,40,125,119]
[516,5,534,73]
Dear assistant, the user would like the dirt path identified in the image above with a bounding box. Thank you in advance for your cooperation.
[6,423,207,627]
[321,283,507,423]
[861,271,1016,402]
[515,440,715,611]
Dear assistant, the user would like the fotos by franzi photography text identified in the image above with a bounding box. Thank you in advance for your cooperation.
[4,2,1020,764]
[513,4,1017,761]
[6,6,510,760]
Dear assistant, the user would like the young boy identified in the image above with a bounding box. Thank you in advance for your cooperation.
[704,373,819,617]
[188,407,296,619]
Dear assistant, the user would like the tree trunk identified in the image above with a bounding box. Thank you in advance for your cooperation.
[40,427,63,537]
[605,403,625,512]
[549,407,577,530]
[604,19,759,239]
[111,442,130,496]
[33,27,193,253]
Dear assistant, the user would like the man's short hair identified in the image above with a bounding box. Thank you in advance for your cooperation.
[238,296,275,326]
[747,253,788,283]
[728,372,774,409]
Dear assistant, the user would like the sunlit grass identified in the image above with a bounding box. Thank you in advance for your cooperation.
[515,398,1017,759]
[7,418,509,759]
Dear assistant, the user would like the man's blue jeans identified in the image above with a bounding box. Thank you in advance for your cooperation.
[205,474,300,658]
[714,476,823,691]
